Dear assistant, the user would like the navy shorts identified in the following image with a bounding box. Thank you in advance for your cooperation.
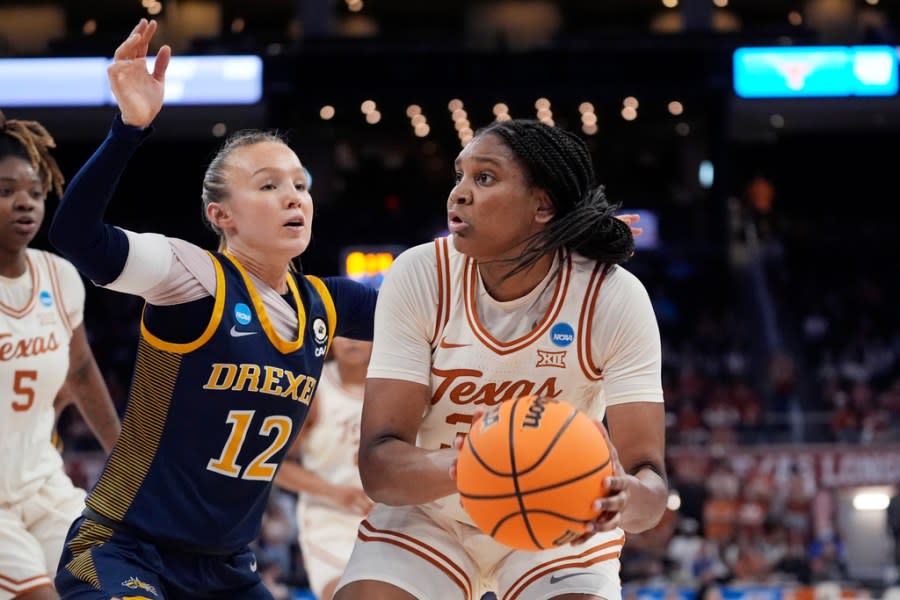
[55,517,273,600]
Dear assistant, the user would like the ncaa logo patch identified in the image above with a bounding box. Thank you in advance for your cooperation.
[312,318,328,344]
[549,322,575,347]
[234,303,252,325]
[39,290,53,307]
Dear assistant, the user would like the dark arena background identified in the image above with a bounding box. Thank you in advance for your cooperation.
[3,1,899,599]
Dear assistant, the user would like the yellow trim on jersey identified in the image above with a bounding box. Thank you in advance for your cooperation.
[223,253,304,354]
[139,252,226,354]
[305,275,336,352]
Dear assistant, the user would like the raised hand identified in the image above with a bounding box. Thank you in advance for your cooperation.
[107,19,172,129]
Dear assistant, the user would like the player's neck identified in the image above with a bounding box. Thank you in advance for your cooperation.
[336,361,367,387]
[0,247,28,278]
[225,246,291,294]
[477,253,554,302]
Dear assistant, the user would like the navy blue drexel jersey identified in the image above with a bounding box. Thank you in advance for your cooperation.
[85,252,336,552]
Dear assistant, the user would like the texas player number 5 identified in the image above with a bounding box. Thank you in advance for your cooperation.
[11,370,37,412]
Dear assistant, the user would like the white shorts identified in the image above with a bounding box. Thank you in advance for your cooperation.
[335,504,624,600]
[0,469,85,600]
[297,502,364,598]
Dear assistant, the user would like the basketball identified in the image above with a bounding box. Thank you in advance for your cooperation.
[456,395,614,552]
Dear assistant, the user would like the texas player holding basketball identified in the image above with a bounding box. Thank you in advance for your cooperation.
[335,119,666,600]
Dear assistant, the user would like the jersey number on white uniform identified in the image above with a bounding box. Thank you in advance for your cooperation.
[11,370,37,412]
[207,410,293,481]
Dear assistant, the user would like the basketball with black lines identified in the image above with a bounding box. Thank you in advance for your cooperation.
[456,395,613,551]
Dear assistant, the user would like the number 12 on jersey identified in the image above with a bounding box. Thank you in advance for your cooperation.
[207,409,293,481]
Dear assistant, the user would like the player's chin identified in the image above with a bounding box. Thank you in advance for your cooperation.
[284,234,311,257]
[450,233,488,260]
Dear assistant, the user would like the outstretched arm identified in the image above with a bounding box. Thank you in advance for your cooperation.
[48,19,171,285]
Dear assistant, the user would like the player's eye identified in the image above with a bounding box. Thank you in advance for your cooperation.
[453,171,463,184]
[476,172,495,185]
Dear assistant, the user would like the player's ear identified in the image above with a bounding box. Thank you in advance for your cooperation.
[206,202,232,231]
[534,189,555,225]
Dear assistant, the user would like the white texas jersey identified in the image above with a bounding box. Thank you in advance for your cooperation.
[298,360,364,510]
[0,249,84,504]
[368,237,663,525]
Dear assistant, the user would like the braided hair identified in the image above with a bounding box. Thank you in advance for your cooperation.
[475,119,634,278]
[0,109,65,198]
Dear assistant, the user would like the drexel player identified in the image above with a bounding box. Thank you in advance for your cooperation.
[47,20,376,600]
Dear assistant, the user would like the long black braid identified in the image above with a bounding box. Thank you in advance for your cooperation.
[475,119,634,278]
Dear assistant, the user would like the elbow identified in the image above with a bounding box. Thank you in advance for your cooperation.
[358,446,387,503]
[357,435,399,505]
[47,203,83,257]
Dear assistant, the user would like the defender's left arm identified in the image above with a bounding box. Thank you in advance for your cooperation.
[58,324,120,453]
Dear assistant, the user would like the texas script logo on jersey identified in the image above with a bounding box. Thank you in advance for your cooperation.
[0,332,60,361]
[431,367,561,405]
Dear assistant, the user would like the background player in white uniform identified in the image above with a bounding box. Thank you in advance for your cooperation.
[276,337,374,599]
[0,111,120,600]
[336,120,668,600]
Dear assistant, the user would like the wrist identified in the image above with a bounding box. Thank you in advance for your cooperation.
[112,113,154,140]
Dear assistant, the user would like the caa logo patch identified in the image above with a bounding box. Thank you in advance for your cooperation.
[234,303,252,325]
[549,322,575,348]
[39,290,53,307]
[312,318,328,344]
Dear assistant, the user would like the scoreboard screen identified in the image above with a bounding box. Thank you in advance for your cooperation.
[340,245,407,290]
[733,46,899,98]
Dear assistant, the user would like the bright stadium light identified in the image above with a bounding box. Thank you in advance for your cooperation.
[853,492,889,511]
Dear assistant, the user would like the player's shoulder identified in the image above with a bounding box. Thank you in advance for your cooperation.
[570,252,648,299]
[387,239,444,280]
[28,248,82,282]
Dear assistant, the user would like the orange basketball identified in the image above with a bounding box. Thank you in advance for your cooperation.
[456,395,613,552]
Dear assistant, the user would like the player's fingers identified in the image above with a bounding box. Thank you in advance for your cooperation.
[596,490,627,515]
[152,45,172,82]
[113,19,148,61]
[592,512,622,532]
[603,475,628,493]
[136,19,159,58]
[113,33,141,62]
[631,226,644,237]
[617,214,640,224]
